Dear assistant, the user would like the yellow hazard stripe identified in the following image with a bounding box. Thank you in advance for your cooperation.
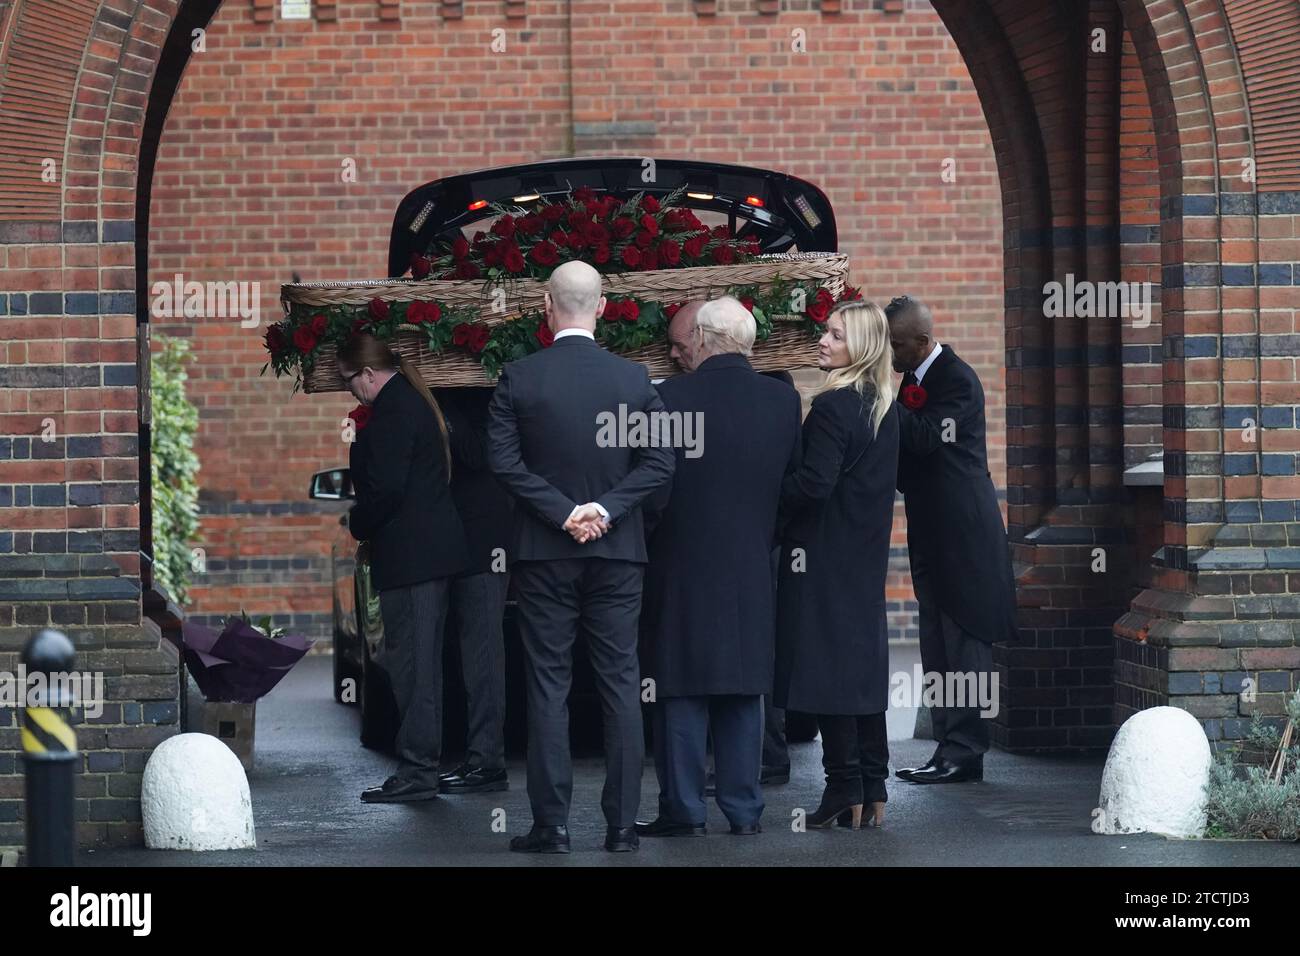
[23,708,77,753]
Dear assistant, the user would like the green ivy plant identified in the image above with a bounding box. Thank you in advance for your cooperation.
[151,334,200,604]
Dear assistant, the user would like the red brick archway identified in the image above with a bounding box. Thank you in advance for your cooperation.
[1,0,1297,844]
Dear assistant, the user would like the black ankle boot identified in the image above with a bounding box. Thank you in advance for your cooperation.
[807,778,864,829]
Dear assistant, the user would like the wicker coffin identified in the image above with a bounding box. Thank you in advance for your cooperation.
[282,251,848,391]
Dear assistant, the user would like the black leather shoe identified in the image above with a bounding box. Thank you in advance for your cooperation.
[904,756,983,784]
[634,816,707,837]
[895,757,939,781]
[361,776,440,803]
[605,826,639,852]
[438,762,469,782]
[509,825,570,854]
[729,822,762,835]
[440,765,509,794]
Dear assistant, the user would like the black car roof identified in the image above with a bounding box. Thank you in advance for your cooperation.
[387,156,838,277]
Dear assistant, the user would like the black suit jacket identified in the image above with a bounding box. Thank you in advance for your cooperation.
[487,334,675,563]
[348,373,469,591]
[435,387,514,575]
[897,344,1017,643]
[640,353,802,697]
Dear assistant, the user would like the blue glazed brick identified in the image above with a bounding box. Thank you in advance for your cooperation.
[1204,672,1221,695]
[1203,719,1223,741]
[121,703,141,724]
[143,702,179,725]
[1222,718,1251,739]
[1167,671,1203,694]
[1263,454,1296,476]
[14,486,30,507]
[1259,671,1292,693]
[1259,263,1293,285]
[101,221,135,243]
[98,292,135,314]
[1183,336,1218,358]
[28,292,61,314]
[1261,406,1295,428]
[1261,500,1297,521]
[1182,264,1220,286]
[1259,192,1300,215]
[1219,192,1256,215]
[1221,265,1255,286]
[64,292,99,315]
[10,294,27,315]
[1224,454,1258,475]
[31,484,65,506]
[103,364,136,386]
[1226,501,1262,523]
[1183,194,1218,215]
[0,295,6,316]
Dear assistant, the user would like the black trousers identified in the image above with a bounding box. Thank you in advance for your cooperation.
[911,547,993,762]
[449,571,508,770]
[378,577,452,789]
[762,697,789,770]
[817,712,889,804]
[512,558,645,828]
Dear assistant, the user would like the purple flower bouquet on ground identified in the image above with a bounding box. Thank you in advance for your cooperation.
[181,613,315,703]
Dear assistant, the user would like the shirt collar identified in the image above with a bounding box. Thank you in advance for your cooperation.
[914,341,943,384]
[553,327,595,341]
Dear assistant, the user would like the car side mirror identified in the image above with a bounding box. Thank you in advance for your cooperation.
[310,468,353,500]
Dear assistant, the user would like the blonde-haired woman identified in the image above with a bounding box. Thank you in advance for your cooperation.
[775,301,899,829]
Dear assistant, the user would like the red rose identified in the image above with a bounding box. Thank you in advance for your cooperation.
[310,313,328,337]
[585,221,610,245]
[351,316,369,334]
[900,384,928,410]
[807,300,831,324]
[471,230,488,246]
[347,405,372,431]
[592,244,611,265]
[600,196,619,219]
[839,285,863,302]
[567,209,591,230]
[683,235,707,258]
[658,239,681,266]
[469,325,491,353]
[639,214,659,237]
[483,243,503,268]
[815,287,836,308]
[620,246,642,268]
[293,325,318,352]
[542,204,564,224]
[664,303,682,319]
[640,195,660,213]
[504,247,526,273]
[264,324,286,355]
[452,323,473,347]
[712,245,736,265]
[451,237,470,260]
[548,229,566,246]
[535,323,554,348]
[491,215,516,239]
[740,297,755,313]
[368,299,389,322]
[531,240,560,267]
[634,229,654,249]
[408,301,441,324]
[603,300,624,322]
[612,217,636,239]
[573,186,596,203]
[453,261,481,280]
[712,224,732,239]
[410,254,432,279]
[518,214,543,236]
[620,300,640,322]
[640,247,659,271]
[565,231,587,251]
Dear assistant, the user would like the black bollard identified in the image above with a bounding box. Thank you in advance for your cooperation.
[21,628,78,867]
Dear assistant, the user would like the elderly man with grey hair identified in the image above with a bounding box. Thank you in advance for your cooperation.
[488,260,675,853]
[637,296,803,837]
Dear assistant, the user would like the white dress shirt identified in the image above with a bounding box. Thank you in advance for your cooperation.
[914,340,943,384]
[551,327,609,524]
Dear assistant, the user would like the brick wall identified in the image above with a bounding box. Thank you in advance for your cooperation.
[148,0,1004,643]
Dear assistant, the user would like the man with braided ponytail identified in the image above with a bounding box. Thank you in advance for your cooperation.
[339,332,470,804]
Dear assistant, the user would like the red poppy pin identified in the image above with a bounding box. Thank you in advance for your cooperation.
[900,384,928,411]
[347,405,373,431]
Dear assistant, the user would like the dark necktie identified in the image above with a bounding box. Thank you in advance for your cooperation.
[902,370,918,389]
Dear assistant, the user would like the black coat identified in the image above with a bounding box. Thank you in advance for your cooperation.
[487,334,675,563]
[640,354,803,697]
[348,373,469,592]
[897,345,1018,644]
[775,386,899,715]
[434,387,514,575]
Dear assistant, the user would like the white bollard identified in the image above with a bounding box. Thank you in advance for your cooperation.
[1093,706,1212,839]
[142,732,257,850]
